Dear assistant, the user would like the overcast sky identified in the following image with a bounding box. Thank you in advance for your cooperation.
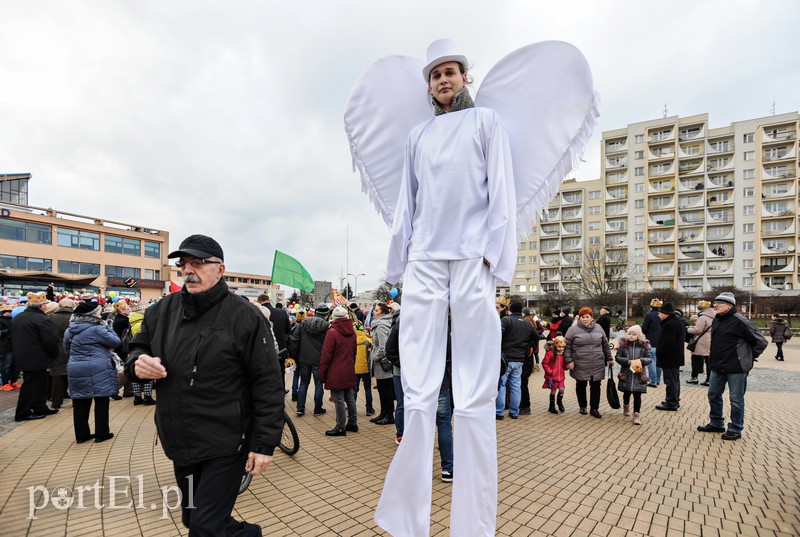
[2,1,798,293]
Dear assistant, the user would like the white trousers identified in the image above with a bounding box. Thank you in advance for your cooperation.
[374,258,500,537]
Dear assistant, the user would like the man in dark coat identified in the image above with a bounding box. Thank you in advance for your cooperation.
[259,294,291,391]
[127,234,283,537]
[655,302,686,411]
[641,298,664,387]
[596,306,611,339]
[288,303,331,416]
[496,301,542,419]
[12,292,60,421]
[697,292,767,441]
[558,307,574,335]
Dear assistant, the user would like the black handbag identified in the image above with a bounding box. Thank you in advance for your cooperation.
[687,326,710,353]
[606,365,620,409]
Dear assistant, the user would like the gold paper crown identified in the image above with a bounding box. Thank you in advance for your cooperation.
[697,300,711,309]
[650,298,663,308]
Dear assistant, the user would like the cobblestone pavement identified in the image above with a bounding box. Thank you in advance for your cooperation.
[0,342,798,536]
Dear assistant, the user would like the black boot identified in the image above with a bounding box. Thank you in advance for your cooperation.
[548,394,558,414]
[557,394,565,413]
[369,412,385,423]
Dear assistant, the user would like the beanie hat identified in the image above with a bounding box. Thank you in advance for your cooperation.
[26,292,48,307]
[659,302,675,314]
[315,303,331,316]
[625,324,645,342]
[75,301,102,316]
[43,302,60,315]
[389,302,401,313]
[713,292,736,306]
[331,306,348,320]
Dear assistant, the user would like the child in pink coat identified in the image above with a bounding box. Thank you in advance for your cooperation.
[542,336,567,414]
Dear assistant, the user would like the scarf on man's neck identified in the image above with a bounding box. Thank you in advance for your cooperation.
[433,87,474,116]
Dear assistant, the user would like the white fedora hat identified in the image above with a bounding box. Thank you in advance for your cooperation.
[422,39,469,82]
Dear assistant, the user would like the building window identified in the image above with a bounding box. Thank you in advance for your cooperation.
[743,205,755,215]
[589,190,601,200]
[528,255,537,263]
[635,183,644,193]
[0,219,52,244]
[58,228,100,250]
[743,276,755,287]
[743,223,754,233]
[635,216,645,225]
[589,237,600,245]
[0,178,29,204]
[743,187,754,197]
[589,221,600,230]
[635,150,644,160]
[589,206,601,215]
[635,232,644,241]
[517,256,525,264]
[744,151,755,161]
[143,269,161,280]
[635,248,644,257]
[528,241,537,250]
[742,259,755,269]
[635,264,644,273]
[105,235,141,256]
[0,255,52,271]
[58,260,101,275]
[634,200,644,209]
[635,134,644,144]
[742,169,755,179]
[743,133,754,143]
[105,265,141,279]
[635,167,644,176]
[742,241,754,251]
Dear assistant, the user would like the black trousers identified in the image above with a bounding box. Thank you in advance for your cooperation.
[51,375,69,408]
[622,391,642,413]
[376,377,395,417]
[519,356,534,409]
[173,451,261,537]
[15,370,50,420]
[72,397,110,441]
[690,354,705,378]
[575,380,601,411]
[662,367,681,407]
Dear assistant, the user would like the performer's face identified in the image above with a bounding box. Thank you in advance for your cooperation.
[428,61,466,110]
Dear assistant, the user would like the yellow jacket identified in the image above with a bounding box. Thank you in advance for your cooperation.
[355,329,372,375]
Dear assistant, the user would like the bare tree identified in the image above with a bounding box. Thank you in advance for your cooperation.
[575,245,632,304]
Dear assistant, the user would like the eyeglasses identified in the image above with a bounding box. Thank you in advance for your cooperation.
[175,258,222,269]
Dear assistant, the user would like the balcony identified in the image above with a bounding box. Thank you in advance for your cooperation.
[649,246,675,260]
[760,260,793,273]
[562,240,582,251]
[678,194,704,209]
[762,184,795,199]
[606,220,627,233]
[606,186,628,200]
[678,262,703,276]
[678,228,703,243]
[762,276,793,291]
[761,241,795,255]
[678,279,704,291]
[763,166,796,180]
[561,254,581,266]
[649,214,676,227]
[680,211,705,225]
[707,262,733,275]
[763,148,796,162]
[707,175,734,189]
[605,173,628,185]
[648,130,674,144]
[606,236,628,249]
[705,225,734,241]
[707,141,735,154]
[649,164,675,177]
[761,223,795,237]
[707,160,734,173]
[679,178,705,191]
[678,161,704,176]
[562,193,582,206]
[679,128,703,141]
[649,179,675,193]
[649,229,675,242]
[561,223,581,236]
[562,208,582,220]
[708,244,733,258]
[648,149,675,161]
[540,271,561,282]
[678,145,704,159]
[763,131,796,143]
[606,202,627,215]
[606,158,628,169]
[541,224,559,236]
[707,209,733,224]
[541,241,560,252]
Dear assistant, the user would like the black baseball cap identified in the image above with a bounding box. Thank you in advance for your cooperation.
[168,234,224,261]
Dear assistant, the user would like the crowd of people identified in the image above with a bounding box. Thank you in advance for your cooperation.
[0,265,793,535]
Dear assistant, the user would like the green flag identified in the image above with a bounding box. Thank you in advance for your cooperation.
[271,250,315,292]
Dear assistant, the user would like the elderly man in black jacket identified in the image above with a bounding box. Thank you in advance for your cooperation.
[496,301,542,419]
[655,302,686,411]
[127,235,283,537]
[697,292,767,441]
[12,292,60,421]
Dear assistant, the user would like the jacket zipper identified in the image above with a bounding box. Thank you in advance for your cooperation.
[188,336,203,387]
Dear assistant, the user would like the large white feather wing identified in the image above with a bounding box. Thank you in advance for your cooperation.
[476,41,600,238]
[344,55,431,228]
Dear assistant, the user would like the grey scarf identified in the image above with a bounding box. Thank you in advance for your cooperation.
[432,87,474,116]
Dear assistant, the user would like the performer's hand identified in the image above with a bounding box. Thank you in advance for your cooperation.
[483,257,490,267]
[565,363,574,371]
[246,452,273,476]
[134,354,168,379]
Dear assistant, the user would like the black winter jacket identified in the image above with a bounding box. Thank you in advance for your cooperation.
[656,314,686,368]
[11,308,60,371]
[125,280,284,464]
[709,308,768,373]
[287,316,330,367]
[265,303,291,351]
[501,313,543,361]
[642,309,662,348]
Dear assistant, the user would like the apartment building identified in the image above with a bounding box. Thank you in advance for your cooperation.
[511,112,800,300]
[1,173,169,301]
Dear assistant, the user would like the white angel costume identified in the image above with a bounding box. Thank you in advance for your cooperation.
[345,39,599,537]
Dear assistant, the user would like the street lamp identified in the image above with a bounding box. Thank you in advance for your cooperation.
[748,272,756,319]
[348,272,365,300]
